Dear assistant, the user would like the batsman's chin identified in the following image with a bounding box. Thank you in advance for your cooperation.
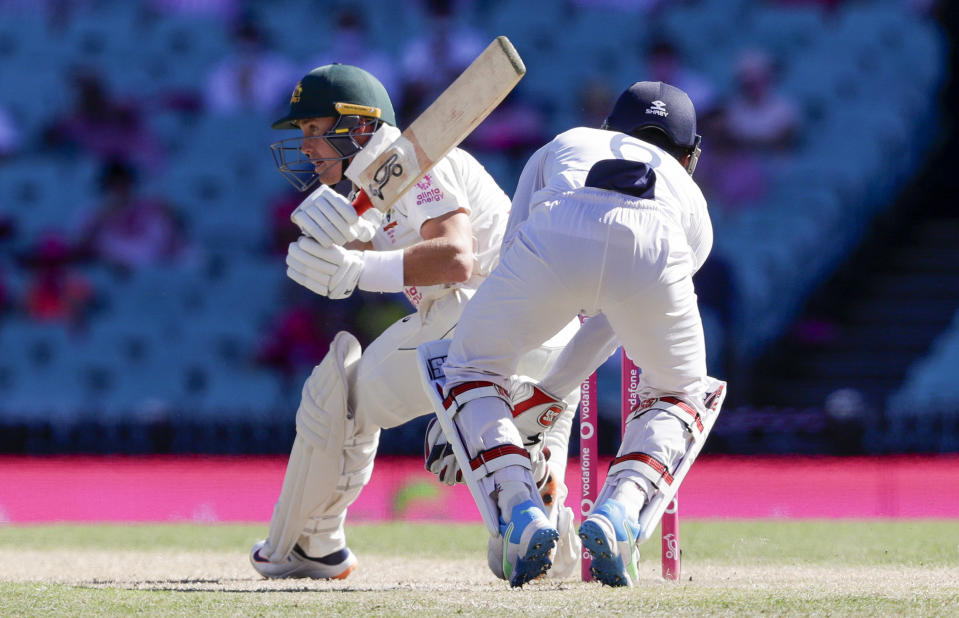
[314,162,342,186]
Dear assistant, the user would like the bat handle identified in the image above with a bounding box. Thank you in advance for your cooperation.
[352,190,373,215]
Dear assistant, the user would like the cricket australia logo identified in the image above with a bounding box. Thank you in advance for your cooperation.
[646,100,668,117]
[369,153,403,200]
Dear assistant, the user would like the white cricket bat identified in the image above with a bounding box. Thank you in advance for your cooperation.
[347,35,525,214]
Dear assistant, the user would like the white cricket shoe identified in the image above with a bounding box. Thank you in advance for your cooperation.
[578,499,640,587]
[494,500,559,587]
[250,541,357,580]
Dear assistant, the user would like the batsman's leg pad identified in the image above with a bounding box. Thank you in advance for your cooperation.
[538,394,582,579]
[263,331,375,562]
[541,390,577,495]
[298,425,379,558]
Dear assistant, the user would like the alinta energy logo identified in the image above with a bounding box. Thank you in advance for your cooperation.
[646,100,668,117]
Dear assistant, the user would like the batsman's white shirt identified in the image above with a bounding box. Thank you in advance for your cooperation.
[370,146,507,311]
[444,126,714,400]
[352,145,575,429]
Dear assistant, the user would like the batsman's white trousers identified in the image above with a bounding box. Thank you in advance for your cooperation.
[443,187,708,402]
[353,289,576,430]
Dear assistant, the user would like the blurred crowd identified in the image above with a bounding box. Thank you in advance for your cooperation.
[0,0,817,361]
[0,0,946,452]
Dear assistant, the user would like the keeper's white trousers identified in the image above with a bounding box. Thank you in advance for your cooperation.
[444,188,709,405]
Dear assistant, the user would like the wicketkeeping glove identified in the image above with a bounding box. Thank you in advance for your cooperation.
[291,184,381,247]
[424,417,461,485]
[286,236,363,299]
[423,417,551,488]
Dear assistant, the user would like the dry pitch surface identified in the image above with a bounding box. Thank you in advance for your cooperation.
[2,521,958,616]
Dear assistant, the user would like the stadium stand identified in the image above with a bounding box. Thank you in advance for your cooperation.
[0,0,950,455]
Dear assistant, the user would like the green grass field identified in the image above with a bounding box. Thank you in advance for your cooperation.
[2,520,958,616]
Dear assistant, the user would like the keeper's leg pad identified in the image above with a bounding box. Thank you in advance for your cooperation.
[603,377,727,544]
[417,339,538,536]
[263,331,376,562]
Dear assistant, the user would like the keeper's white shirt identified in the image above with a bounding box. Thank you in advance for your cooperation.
[506,126,712,273]
[443,125,715,400]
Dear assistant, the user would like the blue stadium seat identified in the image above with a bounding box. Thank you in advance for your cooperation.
[0,0,950,448]
[889,311,959,418]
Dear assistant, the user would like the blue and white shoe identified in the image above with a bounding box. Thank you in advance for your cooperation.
[578,499,640,586]
[499,500,559,587]
[250,540,357,580]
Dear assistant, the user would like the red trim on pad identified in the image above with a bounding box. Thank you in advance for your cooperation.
[470,445,530,470]
[610,452,674,485]
[659,396,705,432]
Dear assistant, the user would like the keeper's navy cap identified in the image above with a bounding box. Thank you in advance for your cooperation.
[603,81,698,149]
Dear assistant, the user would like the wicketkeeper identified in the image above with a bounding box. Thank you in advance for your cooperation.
[420,81,727,587]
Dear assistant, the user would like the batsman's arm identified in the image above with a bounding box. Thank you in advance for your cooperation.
[403,209,474,285]
[337,208,473,295]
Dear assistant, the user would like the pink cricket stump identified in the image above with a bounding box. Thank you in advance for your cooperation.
[621,350,680,582]
[620,349,639,434]
[579,367,599,581]
[662,496,680,580]
[580,349,681,582]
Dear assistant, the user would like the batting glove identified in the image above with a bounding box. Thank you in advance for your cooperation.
[291,184,381,247]
[424,417,461,486]
[286,236,363,299]
[424,417,551,490]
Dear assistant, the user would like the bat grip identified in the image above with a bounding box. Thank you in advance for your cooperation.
[352,190,373,215]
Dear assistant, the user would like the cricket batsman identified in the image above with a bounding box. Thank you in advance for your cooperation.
[420,81,727,586]
[249,63,581,581]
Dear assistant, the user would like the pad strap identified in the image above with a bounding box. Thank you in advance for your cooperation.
[626,394,705,440]
[470,444,532,477]
[443,380,512,413]
[608,451,674,491]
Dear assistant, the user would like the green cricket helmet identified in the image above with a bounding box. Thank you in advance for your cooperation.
[270,63,396,191]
